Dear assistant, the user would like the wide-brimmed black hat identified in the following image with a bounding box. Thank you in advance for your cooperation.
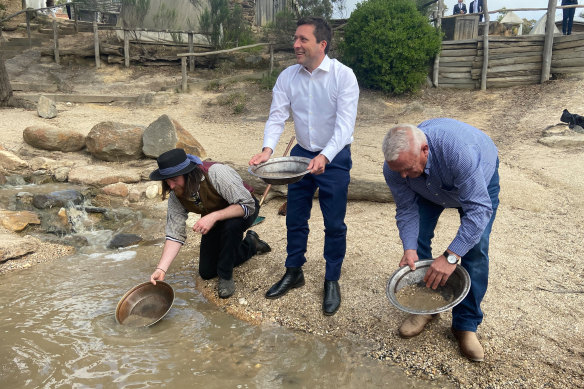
[149,148,199,181]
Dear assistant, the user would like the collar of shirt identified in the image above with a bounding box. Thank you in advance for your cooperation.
[424,148,432,176]
[299,54,331,76]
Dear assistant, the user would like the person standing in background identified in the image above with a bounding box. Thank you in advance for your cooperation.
[453,0,467,15]
[561,0,578,35]
[469,0,483,22]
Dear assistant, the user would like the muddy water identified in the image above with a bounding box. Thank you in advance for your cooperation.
[0,184,449,388]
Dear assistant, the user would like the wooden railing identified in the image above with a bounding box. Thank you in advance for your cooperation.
[436,33,584,89]
[177,43,275,92]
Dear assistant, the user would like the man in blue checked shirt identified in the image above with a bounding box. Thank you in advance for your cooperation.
[382,118,500,362]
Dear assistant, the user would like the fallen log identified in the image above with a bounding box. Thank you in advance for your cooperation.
[230,165,394,203]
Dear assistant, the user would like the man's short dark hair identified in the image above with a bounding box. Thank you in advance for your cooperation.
[297,17,332,55]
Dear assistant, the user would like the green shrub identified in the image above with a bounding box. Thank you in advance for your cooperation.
[257,68,284,90]
[263,10,297,45]
[216,92,247,114]
[340,0,442,94]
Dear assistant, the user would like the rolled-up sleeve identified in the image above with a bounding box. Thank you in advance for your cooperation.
[165,192,188,244]
[207,164,256,219]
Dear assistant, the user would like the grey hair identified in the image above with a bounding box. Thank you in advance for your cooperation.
[382,124,427,162]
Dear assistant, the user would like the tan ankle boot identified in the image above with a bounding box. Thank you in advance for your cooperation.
[452,329,484,362]
[398,313,439,338]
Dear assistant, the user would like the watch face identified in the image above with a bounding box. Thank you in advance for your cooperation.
[447,255,458,264]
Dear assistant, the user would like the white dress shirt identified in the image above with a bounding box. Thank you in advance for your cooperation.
[263,55,359,163]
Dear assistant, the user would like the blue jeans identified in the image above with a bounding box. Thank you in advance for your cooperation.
[285,144,351,281]
[416,160,500,332]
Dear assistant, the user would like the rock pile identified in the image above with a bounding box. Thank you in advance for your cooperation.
[1,114,208,267]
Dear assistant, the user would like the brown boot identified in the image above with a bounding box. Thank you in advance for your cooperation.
[398,313,439,338]
[452,329,484,362]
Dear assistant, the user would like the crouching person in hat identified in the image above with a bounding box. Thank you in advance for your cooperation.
[149,148,271,298]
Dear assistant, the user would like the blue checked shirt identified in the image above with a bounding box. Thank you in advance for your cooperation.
[383,118,499,257]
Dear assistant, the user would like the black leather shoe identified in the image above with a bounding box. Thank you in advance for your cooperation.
[265,267,304,299]
[323,280,341,316]
[246,230,271,254]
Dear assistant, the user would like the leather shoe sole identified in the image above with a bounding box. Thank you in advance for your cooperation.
[398,313,439,338]
[452,329,484,362]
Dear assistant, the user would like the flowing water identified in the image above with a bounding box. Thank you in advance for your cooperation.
[0,184,449,388]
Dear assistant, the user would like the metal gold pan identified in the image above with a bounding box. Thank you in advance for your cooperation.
[248,156,311,185]
[115,281,174,327]
[386,259,471,315]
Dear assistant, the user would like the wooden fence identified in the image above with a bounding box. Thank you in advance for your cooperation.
[436,33,584,89]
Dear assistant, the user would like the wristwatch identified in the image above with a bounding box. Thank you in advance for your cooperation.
[443,250,460,265]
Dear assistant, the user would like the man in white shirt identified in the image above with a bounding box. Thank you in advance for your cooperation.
[249,17,359,316]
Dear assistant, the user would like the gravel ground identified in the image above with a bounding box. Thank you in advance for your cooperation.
[1,49,583,388]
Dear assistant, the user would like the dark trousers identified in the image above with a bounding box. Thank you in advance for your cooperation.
[416,159,500,332]
[563,7,576,35]
[285,144,351,281]
[198,197,259,280]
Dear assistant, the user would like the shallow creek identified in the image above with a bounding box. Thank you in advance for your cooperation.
[0,183,447,388]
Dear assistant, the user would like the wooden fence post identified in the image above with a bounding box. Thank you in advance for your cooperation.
[124,29,129,68]
[432,1,443,87]
[93,15,100,68]
[481,0,490,90]
[541,0,557,83]
[269,43,274,74]
[53,17,60,64]
[181,57,187,92]
[73,3,78,33]
[188,32,194,71]
[25,6,31,48]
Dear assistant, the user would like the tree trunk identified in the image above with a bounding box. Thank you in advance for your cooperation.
[0,54,13,107]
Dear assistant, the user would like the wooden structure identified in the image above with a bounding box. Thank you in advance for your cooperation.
[441,15,480,41]
[434,2,584,89]
[436,33,584,89]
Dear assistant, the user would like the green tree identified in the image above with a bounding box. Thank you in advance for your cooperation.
[263,10,297,45]
[121,0,151,29]
[522,18,536,35]
[199,0,229,48]
[341,0,442,94]
[296,0,334,19]
[199,0,252,49]
[223,4,254,46]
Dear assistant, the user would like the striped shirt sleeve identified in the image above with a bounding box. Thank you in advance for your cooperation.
[207,164,256,219]
[165,192,188,244]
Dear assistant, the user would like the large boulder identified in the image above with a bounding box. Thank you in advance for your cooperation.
[539,124,584,148]
[0,233,40,261]
[23,125,85,152]
[86,122,145,162]
[68,165,141,186]
[142,114,207,159]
